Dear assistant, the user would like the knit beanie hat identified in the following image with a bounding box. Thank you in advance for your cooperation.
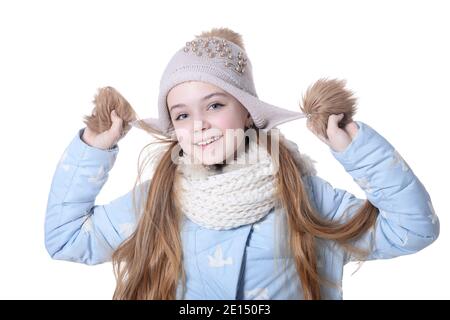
[131,27,307,137]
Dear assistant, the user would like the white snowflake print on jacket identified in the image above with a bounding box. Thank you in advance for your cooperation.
[354,177,374,194]
[428,200,438,224]
[390,150,409,172]
[401,232,409,247]
[88,165,105,185]
[58,151,70,172]
[244,287,269,300]
[208,245,233,267]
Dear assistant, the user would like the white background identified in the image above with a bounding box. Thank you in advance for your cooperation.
[0,0,448,299]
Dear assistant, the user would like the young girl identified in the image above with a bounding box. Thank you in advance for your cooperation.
[44,27,439,300]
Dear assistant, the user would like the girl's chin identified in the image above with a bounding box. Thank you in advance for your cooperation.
[192,148,230,166]
[194,151,226,166]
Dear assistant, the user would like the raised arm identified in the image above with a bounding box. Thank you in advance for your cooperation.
[44,127,149,265]
[304,121,439,264]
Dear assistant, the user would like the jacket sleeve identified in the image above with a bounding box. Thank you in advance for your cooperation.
[44,127,150,265]
[304,121,439,265]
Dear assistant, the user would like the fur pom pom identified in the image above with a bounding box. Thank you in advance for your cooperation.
[196,27,245,50]
[300,78,357,139]
[83,86,137,134]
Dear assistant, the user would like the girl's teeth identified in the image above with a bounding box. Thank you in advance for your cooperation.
[198,136,220,146]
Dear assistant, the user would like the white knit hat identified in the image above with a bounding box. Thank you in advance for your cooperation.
[131,33,307,137]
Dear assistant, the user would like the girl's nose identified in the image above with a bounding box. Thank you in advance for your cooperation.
[192,118,211,132]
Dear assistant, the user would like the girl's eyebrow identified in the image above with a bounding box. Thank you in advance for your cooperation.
[169,92,228,112]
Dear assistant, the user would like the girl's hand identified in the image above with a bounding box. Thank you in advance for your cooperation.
[82,110,126,150]
[307,113,359,152]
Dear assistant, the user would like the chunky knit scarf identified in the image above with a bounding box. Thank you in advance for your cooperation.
[174,133,317,230]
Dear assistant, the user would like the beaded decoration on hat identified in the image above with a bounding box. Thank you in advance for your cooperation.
[183,37,248,75]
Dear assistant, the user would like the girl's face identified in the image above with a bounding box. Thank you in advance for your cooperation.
[167,81,252,165]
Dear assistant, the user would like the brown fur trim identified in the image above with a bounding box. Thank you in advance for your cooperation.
[83,86,137,134]
[196,27,245,50]
[301,78,357,139]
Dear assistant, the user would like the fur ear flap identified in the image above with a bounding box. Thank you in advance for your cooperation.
[196,27,245,50]
[83,86,137,134]
[300,78,357,139]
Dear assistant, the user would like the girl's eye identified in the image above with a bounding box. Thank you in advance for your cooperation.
[208,103,224,110]
[174,103,224,121]
[175,113,188,121]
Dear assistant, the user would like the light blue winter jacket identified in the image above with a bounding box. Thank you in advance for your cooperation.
[44,121,439,299]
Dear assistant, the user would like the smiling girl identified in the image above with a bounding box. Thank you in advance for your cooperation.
[45,27,439,300]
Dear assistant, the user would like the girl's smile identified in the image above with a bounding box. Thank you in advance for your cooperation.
[194,135,223,149]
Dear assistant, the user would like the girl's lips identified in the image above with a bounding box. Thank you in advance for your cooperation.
[195,136,223,150]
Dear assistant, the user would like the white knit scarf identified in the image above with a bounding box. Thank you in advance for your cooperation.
[174,133,317,230]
